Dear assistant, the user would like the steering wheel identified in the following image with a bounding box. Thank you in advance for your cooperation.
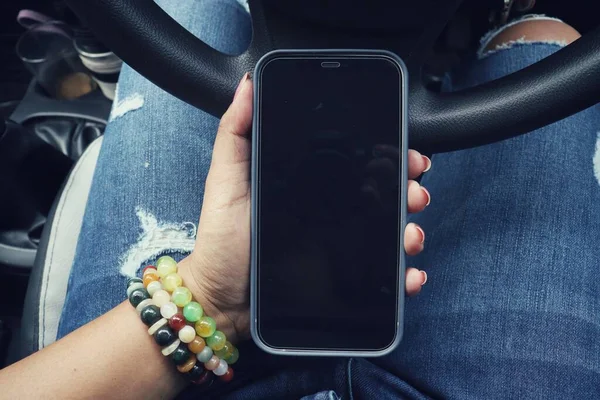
[65,0,600,153]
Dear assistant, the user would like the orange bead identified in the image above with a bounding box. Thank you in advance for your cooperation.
[188,336,206,354]
[176,356,197,373]
[220,367,234,382]
[143,272,160,287]
[142,266,156,275]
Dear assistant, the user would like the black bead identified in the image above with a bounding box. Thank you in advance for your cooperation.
[171,343,192,365]
[187,363,205,381]
[140,305,161,326]
[190,369,213,386]
[154,326,177,346]
[128,288,150,307]
[127,277,143,288]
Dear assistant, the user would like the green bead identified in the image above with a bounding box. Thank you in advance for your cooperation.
[140,305,162,326]
[127,277,143,288]
[171,343,192,366]
[129,288,150,307]
[214,341,234,359]
[183,302,203,322]
[156,256,178,278]
[195,316,216,338]
[206,330,226,351]
[171,287,192,307]
[225,347,239,364]
[163,272,182,292]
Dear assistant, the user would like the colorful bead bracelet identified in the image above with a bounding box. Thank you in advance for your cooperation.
[126,256,238,386]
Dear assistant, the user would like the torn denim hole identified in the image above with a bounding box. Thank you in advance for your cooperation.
[478,14,566,59]
[109,93,144,122]
[236,0,249,13]
[593,132,600,187]
[111,83,119,106]
[119,207,197,277]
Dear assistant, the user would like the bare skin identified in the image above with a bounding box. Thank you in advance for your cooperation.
[0,75,431,399]
[485,19,581,52]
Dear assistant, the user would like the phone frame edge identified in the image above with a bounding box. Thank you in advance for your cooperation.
[250,48,409,358]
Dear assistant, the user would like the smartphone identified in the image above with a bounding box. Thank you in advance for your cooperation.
[251,50,408,356]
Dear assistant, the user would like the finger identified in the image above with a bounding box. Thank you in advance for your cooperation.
[408,180,431,213]
[404,222,425,256]
[203,74,253,209]
[405,267,427,296]
[408,149,431,179]
[211,73,253,167]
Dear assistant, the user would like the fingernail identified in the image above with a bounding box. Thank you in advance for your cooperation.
[414,225,425,244]
[233,72,250,100]
[422,186,431,206]
[422,156,432,172]
[420,271,428,286]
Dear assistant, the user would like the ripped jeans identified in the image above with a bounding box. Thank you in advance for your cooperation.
[58,1,600,398]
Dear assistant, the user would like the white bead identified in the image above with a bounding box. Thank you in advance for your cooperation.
[161,339,181,356]
[152,290,171,307]
[160,302,178,319]
[213,359,228,376]
[126,282,144,297]
[178,325,196,343]
[135,299,154,314]
[196,346,213,363]
[146,280,163,296]
[147,318,167,335]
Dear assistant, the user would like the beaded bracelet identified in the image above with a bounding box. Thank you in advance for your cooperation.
[126,256,238,386]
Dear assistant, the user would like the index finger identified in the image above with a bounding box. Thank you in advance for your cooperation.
[407,149,431,179]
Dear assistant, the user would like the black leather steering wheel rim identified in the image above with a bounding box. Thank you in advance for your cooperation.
[65,0,600,153]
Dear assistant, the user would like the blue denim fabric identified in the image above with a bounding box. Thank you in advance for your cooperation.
[57,0,251,337]
[382,43,600,399]
[58,0,600,397]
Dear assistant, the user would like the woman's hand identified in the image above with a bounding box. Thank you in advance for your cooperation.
[178,73,432,343]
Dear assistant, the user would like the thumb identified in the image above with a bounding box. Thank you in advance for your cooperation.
[210,73,253,167]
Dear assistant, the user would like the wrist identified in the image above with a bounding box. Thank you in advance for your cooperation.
[177,255,240,344]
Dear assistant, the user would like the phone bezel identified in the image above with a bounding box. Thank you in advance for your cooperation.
[250,49,409,357]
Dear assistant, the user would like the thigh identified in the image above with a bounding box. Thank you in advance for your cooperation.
[379,44,600,398]
[57,0,251,338]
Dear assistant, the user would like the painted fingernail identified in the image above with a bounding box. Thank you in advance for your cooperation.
[233,72,250,100]
[414,225,425,244]
[422,156,432,172]
[420,271,428,286]
[422,186,431,206]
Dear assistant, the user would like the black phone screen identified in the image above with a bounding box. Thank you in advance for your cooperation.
[256,55,403,351]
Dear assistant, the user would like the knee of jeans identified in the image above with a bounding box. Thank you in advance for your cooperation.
[120,208,197,277]
[478,15,581,59]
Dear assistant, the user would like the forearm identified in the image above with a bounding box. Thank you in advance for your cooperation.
[0,301,186,399]
[0,76,254,397]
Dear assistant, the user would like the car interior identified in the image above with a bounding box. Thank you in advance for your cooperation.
[1,0,599,368]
